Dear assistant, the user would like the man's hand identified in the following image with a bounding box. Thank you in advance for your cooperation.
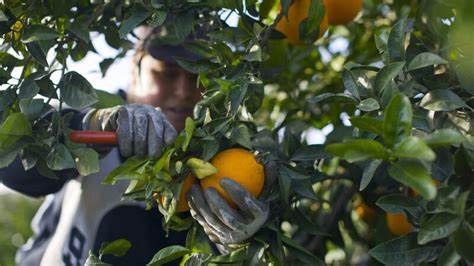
[83,104,177,157]
[186,178,269,250]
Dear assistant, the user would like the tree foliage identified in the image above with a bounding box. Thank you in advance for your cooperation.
[0,0,473,265]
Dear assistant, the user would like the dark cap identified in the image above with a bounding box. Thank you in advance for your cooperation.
[134,22,206,63]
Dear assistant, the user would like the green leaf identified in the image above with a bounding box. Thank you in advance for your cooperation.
[420,89,469,111]
[388,160,437,200]
[21,25,59,43]
[91,89,126,109]
[308,92,358,104]
[383,93,412,147]
[183,117,195,151]
[358,98,380,112]
[244,44,262,62]
[369,233,441,265]
[119,4,151,38]
[281,235,324,265]
[350,116,384,136]
[148,10,167,27]
[59,71,98,109]
[186,158,218,180]
[424,129,464,147]
[0,52,21,67]
[175,58,211,74]
[279,165,310,180]
[0,10,7,22]
[231,124,252,149]
[438,240,461,266]
[393,137,436,161]
[326,139,389,163]
[185,225,213,254]
[408,52,448,71]
[68,22,90,43]
[342,69,361,100]
[418,213,462,245]
[293,179,320,201]
[374,61,405,93]
[19,98,44,120]
[0,143,24,168]
[376,194,419,213]
[453,227,474,262]
[46,143,75,171]
[99,239,132,258]
[360,159,382,191]
[71,148,100,176]
[25,42,48,67]
[18,77,40,99]
[0,113,32,137]
[84,252,111,266]
[299,0,325,43]
[291,145,329,161]
[164,12,195,45]
[208,247,247,264]
[0,68,10,83]
[103,157,148,185]
[387,18,407,62]
[278,171,291,205]
[147,245,190,265]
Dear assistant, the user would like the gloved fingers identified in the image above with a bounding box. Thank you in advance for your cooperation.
[187,185,231,237]
[116,107,133,157]
[188,204,223,244]
[162,117,177,146]
[220,178,268,218]
[131,107,148,157]
[82,108,99,130]
[203,188,247,231]
[147,112,164,157]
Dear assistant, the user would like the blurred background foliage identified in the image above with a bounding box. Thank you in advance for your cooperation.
[0,192,41,266]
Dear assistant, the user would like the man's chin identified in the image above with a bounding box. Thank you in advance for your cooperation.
[163,110,190,131]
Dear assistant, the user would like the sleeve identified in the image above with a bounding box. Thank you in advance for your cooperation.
[0,109,87,198]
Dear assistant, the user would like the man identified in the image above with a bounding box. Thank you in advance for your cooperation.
[0,25,269,265]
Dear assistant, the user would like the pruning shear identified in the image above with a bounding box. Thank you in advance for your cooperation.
[70,130,118,145]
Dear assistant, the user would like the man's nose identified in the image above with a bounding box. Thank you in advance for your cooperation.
[174,72,196,99]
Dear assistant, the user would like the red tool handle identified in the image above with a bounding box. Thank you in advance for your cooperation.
[69,131,118,145]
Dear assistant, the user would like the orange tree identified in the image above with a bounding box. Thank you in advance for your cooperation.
[0,0,473,265]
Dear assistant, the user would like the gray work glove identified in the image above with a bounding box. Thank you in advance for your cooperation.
[82,103,177,157]
[186,177,270,252]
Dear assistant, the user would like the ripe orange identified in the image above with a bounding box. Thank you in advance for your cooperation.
[159,174,197,212]
[355,201,377,224]
[386,212,413,236]
[276,0,329,45]
[200,148,265,207]
[323,0,363,25]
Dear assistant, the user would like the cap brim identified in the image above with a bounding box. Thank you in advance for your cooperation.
[147,44,201,64]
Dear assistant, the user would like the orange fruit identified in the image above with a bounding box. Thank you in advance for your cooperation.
[200,148,265,207]
[160,174,197,212]
[386,212,413,236]
[355,201,377,224]
[323,0,363,25]
[276,0,329,45]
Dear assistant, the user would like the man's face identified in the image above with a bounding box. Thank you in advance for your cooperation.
[128,54,202,131]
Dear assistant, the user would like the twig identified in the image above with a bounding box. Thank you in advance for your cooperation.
[258,10,285,49]
[306,184,357,252]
